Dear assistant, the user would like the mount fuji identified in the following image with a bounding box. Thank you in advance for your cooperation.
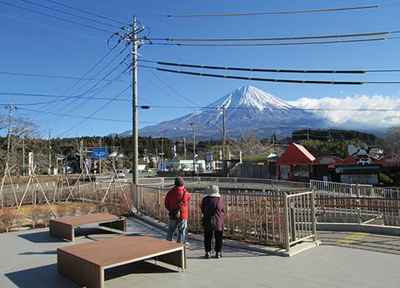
[136,86,327,140]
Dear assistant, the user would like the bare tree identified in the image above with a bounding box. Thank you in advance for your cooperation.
[229,132,272,159]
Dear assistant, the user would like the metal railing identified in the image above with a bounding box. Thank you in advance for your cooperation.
[132,184,316,252]
[311,180,400,226]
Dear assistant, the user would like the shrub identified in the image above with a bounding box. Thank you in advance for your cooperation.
[0,208,16,232]
[56,204,69,218]
[29,205,43,229]
[80,202,93,215]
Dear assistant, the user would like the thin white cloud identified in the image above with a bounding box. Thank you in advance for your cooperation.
[288,94,400,127]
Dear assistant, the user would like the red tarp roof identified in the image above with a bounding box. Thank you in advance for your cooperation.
[276,143,315,165]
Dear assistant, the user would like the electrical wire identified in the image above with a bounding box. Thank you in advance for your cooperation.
[151,31,391,42]
[154,67,400,85]
[144,60,366,74]
[154,67,364,85]
[17,0,121,29]
[19,107,131,123]
[42,0,126,26]
[141,60,400,74]
[0,12,106,41]
[151,37,386,47]
[57,85,132,136]
[166,5,379,17]
[0,0,114,34]
[0,71,128,82]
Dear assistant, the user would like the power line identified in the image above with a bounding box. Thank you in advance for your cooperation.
[154,67,365,85]
[0,71,128,82]
[0,0,114,34]
[142,60,400,74]
[42,0,126,26]
[17,0,121,29]
[114,104,400,112]
[150,31,391,42]
[151,37,386,47]
[147,60,366,74]
[58,85,132,137]
[166,5,378,17]
[18,107,130,123]
[154,67,400,85]
[0,12,105,41]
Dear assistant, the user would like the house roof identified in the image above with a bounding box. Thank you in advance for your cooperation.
[275,143,315,165]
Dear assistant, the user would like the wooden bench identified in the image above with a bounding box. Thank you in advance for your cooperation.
[49,213,126,242]
[57,236,186,288]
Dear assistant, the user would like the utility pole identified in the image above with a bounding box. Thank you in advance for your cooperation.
[22,136,25,176]
[222,105,226,161]
[80,139,83,173]
[99,138,102,174]
[132,15,139,186]
[183,137,187,160]
[190,122,196,174]
[48,130,51,175]
[1,104,16,208]
[160,138,164,170]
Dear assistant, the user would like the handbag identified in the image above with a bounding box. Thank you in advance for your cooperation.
[202,197,220,230]
[168,191,186,220]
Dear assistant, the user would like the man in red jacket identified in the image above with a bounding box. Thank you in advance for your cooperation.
[165,176,192,244]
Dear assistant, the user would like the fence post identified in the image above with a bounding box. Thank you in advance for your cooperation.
[157,188,161,220]
[356,184,361,224]
[311,190,317,242]
[290,197,296,242]
[283,192,290,252]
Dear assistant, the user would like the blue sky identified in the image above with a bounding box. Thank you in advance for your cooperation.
[1,0,399,138]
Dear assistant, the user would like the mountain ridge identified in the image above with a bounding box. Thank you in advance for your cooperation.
[132,86,326,140]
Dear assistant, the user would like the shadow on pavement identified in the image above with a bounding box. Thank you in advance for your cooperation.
[105,260,177,281]
[18,231,64,243]
[5,264,80,288]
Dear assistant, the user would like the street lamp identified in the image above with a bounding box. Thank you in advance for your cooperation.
[190,122,196,174]
[207,105,226,161]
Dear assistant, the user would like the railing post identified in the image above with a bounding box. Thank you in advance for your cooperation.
[290,197,296,242]
[356,184,361,224]
[157,188,161,220]
[283,192,290,252]
[311,190,317,242]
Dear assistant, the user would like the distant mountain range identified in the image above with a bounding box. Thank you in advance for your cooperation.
[123,86,328,140]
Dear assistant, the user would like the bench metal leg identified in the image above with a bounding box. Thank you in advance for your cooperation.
[99,218,127,232]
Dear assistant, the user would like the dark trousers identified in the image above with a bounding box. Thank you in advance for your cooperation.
[204,230,223,253]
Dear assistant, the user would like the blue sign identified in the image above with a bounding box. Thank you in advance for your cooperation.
[92,148,108,159]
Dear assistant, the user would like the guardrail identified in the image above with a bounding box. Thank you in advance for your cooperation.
[133,184,317,252]
[310,180,400,226]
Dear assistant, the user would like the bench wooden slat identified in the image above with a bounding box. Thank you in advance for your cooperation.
[50,213,126,241]
[59,236,183,267]
[52,213,119,226]
[58,236,186,288]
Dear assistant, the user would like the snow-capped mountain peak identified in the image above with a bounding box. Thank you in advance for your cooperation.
[138,86,323,139]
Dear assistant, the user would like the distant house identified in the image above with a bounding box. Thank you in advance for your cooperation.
[275,143,315,182]
[232,152,279,179]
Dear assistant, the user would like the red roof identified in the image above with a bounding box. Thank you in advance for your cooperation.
[342,156,358,164]
[313,156,344,165]
[276,143,315,165]
[374,155,400,166]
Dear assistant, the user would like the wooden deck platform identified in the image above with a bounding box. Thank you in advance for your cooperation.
[57,236,186,288]
[49,213,126,241]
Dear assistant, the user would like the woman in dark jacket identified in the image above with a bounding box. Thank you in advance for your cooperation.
[201,185,225,259]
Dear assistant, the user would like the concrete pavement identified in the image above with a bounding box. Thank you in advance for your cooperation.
[1,217,400,288]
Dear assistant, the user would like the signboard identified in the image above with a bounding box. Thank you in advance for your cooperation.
[92,148,108,159]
